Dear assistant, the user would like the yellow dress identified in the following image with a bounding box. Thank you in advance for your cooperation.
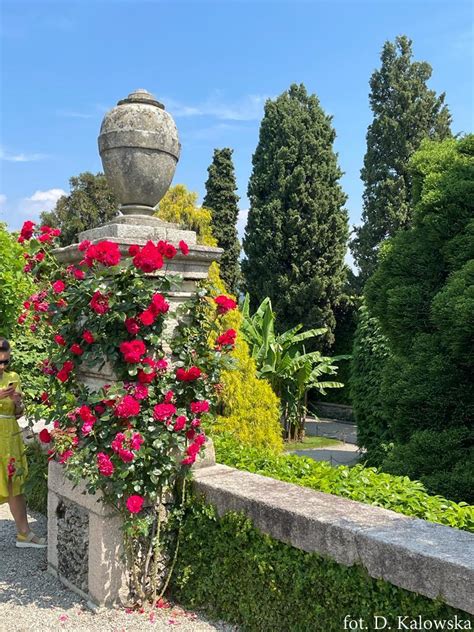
[0,371,28,504]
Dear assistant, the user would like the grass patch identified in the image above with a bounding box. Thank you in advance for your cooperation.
[284,436,341,451]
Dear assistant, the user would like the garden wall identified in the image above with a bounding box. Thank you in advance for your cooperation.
[189,464,473,617]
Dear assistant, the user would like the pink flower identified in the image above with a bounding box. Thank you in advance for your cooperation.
[97,452,114,477]
[126,495,144,514]
[155,358,168,371]
[70,343,83,356]
[190,400,210,414]
[82,330,95,344]
[130,432,144,451]
[119,340,146,363]
[111,433,126,453]
[191,418,201,429]
[81,420,96,435]
[179,240,189,255]
[115,395,141,418]
[118,448,134,463]
[134,384,149,400]
[164,390,174,403]
[52,280,66,294]
[153,403,176,421]
[176,366,202,382]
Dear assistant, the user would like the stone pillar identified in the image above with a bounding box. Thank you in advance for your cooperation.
[47,90,221,608]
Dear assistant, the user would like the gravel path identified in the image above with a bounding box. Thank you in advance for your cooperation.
[0,504,238,632]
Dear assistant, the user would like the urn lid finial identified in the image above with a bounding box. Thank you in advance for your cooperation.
[118,89,164,109]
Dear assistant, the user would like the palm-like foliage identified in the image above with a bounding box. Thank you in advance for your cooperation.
[241,296,345,439]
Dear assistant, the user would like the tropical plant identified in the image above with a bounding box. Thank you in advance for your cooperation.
[241,295,344,440]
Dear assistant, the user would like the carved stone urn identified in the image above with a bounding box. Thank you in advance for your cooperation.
[98,89,180,215]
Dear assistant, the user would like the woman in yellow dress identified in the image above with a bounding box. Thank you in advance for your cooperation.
[0,337,46,547]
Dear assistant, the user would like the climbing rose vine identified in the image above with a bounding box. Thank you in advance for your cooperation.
[17,220,237,604]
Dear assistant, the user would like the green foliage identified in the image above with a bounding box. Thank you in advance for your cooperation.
[40,172,118,246]
[351,36,452,281]
[203,148,241,293]
[366,136,474,502]
[23,441,48,515]
[214,436,474,531]
[241,295,343,439]
[171,499,469,632]
[0,223,35,338]
[9,330,50,416]
[156,184,217,247]
[242,83,348,347]
[350,302,392,465]
[382,428,474,504]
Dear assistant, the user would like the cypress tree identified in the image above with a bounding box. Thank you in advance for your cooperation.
[351,35,451,281]
[242,83,348,346]
[203,148,241,294]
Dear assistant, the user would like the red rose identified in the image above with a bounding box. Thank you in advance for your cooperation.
[215,328,237,349]
[57,370,69,382]
[153,403,176,421]
[52,280,65,294]
[82,330,95,344]
[164,390,174,403]
[179,240,189,255]
[78,240,91,252]
[174,415,187,432]
[70,343,83,356]
[155,358,168,371]
[90,291,110,314]
[139,309,155,326]
[126,495,144,514]
[97,452,114,477]
[35,252,45,262]
[190,400,210,414]
[176,366,202,382]
[134,384,149,400]
[119,340,146,363]
[84,241,121,267]
[111,432,126,453]
[150,293,169,315]
[78,405,96,423]
[128,244,140,256]
[163,243,177,259]
[115,394,141,418]
[19,220,35,241]
[56,298,68,308]
[39,428,52,443]
[214,295,237,314]
[124,317,141,335]
[58,449,74,464]
[54,334,66,346]
[38,233,52,244]
[130,432,144,451]
[73,268,85,280]
[137,359,157,384]
[118,448,134,463]
[131,241,164,273]
[63,360,74,372]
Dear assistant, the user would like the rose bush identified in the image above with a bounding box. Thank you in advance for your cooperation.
[17,220,237,604]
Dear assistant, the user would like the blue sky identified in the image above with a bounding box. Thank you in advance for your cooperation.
[0,0,472,257]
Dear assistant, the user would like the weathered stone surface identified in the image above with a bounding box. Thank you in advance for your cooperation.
[56,499,89,593]
[98,89,180,215]
[193,465,474,615]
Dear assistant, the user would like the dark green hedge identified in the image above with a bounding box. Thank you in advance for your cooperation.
[171,500,473,632]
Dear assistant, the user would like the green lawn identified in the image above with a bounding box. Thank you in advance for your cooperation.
[284,436,341,451]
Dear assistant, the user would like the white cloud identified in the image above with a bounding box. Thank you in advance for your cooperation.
[20,188,66,220]
[0,147,48,162]
[165,93,269,122]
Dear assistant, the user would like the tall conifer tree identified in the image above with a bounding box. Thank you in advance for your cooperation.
[203,148,241,293]
[242,84,348,346]
[351,36,451,281]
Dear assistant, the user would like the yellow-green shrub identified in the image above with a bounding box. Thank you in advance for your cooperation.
[157,185,283,451]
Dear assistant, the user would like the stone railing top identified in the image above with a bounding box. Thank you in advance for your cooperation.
[193,464,474,615]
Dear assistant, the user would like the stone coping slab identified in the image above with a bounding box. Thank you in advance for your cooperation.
[193,464,474,615]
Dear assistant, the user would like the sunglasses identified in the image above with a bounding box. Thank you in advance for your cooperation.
[0,359,10,366]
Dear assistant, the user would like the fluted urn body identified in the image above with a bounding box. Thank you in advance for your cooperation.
[98,89,180,215]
